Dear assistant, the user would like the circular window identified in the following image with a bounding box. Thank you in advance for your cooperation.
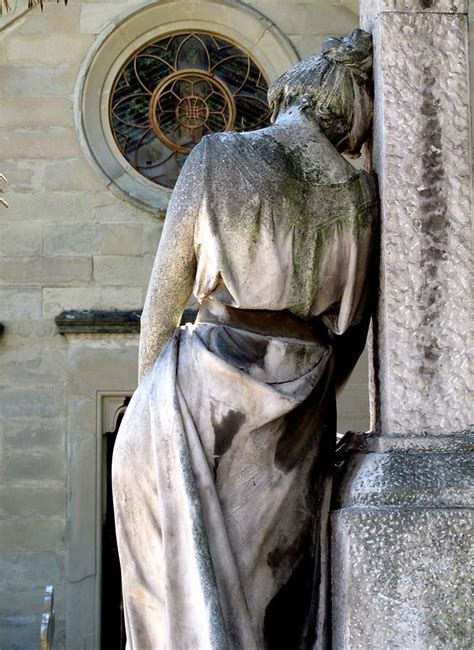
[109,32,271,189]
[77,0,299,213]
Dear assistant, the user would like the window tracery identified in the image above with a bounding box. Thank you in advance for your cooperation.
[110,31,271,188]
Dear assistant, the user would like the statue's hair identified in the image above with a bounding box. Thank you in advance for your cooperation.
[268,29,373,157]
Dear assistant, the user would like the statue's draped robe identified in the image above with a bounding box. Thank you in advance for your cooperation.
[112,132,377,649]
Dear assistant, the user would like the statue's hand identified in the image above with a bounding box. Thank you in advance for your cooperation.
[334,430,369,468]
[332,431,369,506]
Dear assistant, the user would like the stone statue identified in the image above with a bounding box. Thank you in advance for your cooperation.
[112,28,376,650]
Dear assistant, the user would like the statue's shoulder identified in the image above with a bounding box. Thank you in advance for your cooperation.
[200,129,278,155]
[199,130,288,197]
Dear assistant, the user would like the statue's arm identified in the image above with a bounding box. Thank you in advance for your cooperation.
[318,197,378,397]
[138,145,204,381]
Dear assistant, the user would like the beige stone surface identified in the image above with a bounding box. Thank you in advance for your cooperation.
[93,254,154,286]
[142,221,164,254]
[42,158,105,191]
[1,160,40,194]
[0,346,67,385]
[0,97,73,127]
[12,1,80,33]
[43,222,144,255]
[0,256,92,287]
[0,288,43,320]
[2,190,142,223]
[0,551,65,587]
[2,385,66,419]
[3,449,66,484]
[0,584,66,647]
[42,286,144,318]
[65,395,97,436]
[0,256,92,285]
[1,320,60,346]
[67,338,139,397]
[0,128,82,159]
[252,1,358,36]
[3,33,94,65]
[2,222,43,256]
[0,519,64,551]
[0,64,78,96]
[3,418,66,450]
[289,34,326,58]
[67,435,97,579]
[102,223,146,255]
[80,2,132,34]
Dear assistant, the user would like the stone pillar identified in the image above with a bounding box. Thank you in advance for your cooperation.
[332,1,473,648]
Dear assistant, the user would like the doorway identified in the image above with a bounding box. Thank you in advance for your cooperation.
[101,397,130,649]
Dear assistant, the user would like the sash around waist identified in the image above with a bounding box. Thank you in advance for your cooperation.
[195,300,329,342]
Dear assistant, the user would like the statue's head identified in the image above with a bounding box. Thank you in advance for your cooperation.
[268,29,373,158]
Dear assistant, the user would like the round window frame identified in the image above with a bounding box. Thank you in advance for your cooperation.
[75,0,299,215]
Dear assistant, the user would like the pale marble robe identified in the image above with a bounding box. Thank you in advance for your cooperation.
[112,131,377,649]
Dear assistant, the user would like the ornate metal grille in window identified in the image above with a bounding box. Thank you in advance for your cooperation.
[110,31,271,189]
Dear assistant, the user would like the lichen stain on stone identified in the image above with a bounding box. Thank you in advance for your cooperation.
[417,66,449,382]
[211,402,246,470]
[275,374,334,474]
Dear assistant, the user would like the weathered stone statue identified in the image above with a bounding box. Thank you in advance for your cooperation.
[112,29,376,649]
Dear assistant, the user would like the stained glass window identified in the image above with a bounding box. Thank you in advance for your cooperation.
[110,31,271,189]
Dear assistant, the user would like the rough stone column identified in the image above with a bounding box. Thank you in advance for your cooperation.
[332,1,473,648]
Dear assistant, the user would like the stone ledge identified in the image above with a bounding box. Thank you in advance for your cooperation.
[366,431,474,453]
[363,0,468,14]
[361,0,469,32]
[55,309,197,334]
[338,450,474,508]
[55,310,141,334]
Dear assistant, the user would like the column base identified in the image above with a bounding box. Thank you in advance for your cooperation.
[332,434,473,649]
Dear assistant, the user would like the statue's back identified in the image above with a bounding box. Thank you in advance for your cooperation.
[193,131,376,328]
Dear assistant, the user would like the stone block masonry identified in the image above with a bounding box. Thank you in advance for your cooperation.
[0,4,151,646]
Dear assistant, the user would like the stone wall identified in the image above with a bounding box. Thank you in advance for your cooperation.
[1,5,156,647]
